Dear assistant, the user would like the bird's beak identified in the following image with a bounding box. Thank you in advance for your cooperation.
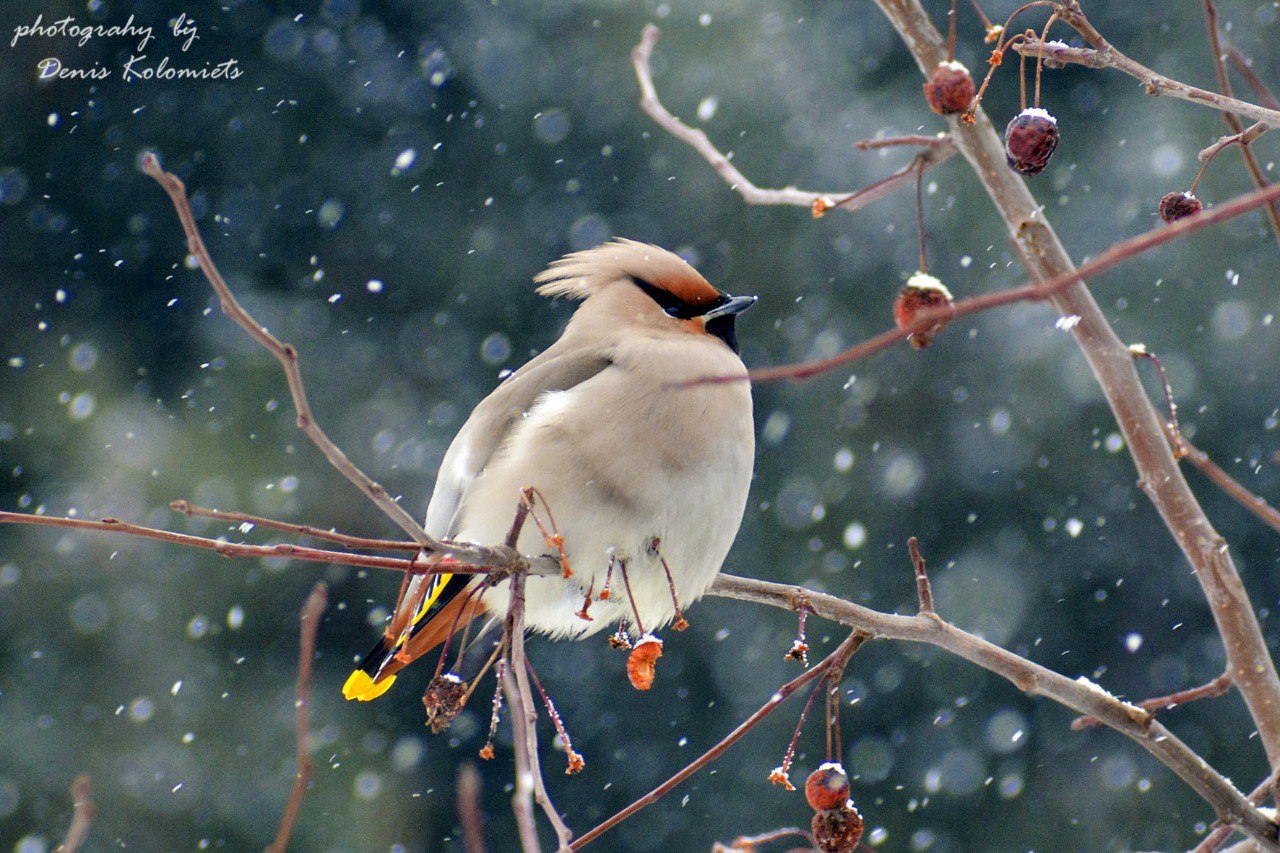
[703,294,758,319]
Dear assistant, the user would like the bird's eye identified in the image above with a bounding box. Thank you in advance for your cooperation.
[632,276,702,319]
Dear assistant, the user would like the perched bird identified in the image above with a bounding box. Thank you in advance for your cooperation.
[344,239,757,701]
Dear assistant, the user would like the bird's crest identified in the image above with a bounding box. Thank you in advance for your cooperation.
[534,238,720,306]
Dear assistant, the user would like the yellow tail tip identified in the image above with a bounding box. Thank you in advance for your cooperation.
[343,669,395,701]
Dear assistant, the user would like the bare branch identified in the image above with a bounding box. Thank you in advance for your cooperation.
[1199,122,1271,162]
[503,667,541,853]
[266,582,328,853]
[1072,672,1232,730]
[907,536,935,614]
[736,178,1280,384]
[0,510,562,578]
[169,499,421,551]
[571,631,869,850]
[1198,0,1279,244]
[631,24,958,216]
[1011,29,1280,127]
[503,524,574,850]
[858,0,1280,780]
[139,153,438,549]
[1130,348,1280,540]
[54,774,95,853]
[457,763,487,853]
[1226,47,1280,111]
[710,573,1279,848]
[1181,445,1280,538]
[1197,766,1280,852]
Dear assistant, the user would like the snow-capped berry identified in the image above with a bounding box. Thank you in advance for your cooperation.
[811,801,864,853]
[422,672,468,733]
[893,271,955,349]
[1004,108,1059,175]
[1158,191,1202,223]
[805,763,851,811]
[626,635,663,690]
[923,60,976,115]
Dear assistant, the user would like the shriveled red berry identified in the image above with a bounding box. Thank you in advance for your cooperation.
[626,635,663,690]
[1005,108,1059,175]
[893,272,955,349]
[805,763,850,811]
[422,673,468,734]
[1159,191,1202,223]
[923,60,976,115]
[811,802,864,853]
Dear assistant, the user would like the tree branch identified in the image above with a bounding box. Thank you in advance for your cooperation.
[571,630,869,850]
[864,0,1280,776]
[140,153,439,550]
[0,510,562,579]
[736,178,1280,384]
[169,499,422,551]
[266,582,328,853]
[709,574,1279,848]
[631,24,958,216]
[54,774,95,853]
[1012,1,1280,129]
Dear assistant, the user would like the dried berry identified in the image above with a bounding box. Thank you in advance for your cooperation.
[785,639,810,666]
[1004,108,1059,175]
[626,635,663,690]
[422,673,468,733]
[1159,191,1203,223]
[767,766,796,791]
[811,803,865,853]
[805,763,851,811]
[923,60,976,115]
[893,272,955,349]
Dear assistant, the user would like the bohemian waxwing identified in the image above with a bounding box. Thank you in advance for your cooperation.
[344,239,757,700]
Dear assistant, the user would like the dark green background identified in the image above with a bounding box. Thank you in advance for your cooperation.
[2,1,1279,850]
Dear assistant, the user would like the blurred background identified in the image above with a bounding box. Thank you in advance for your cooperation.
[1,1,1279,850]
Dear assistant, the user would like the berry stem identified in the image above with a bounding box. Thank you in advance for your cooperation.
[946,0,957,61]
[1033,12,1060,108]
[915,159,929,274]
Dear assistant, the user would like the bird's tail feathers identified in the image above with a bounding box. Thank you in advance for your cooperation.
[342,572,482,701]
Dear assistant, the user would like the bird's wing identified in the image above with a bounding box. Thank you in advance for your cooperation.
[424,340,614,538]
[342,340,614,702]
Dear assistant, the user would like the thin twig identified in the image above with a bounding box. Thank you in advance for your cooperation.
[854,134,946,151]
[1197,766,1280,853]
[709,573,1279,848]
[1182,444,1280,538]
[525,659,585,775]
[266,582,328,853]
[631,25,958,216]
[713,827,816,852]
[457,763,487,853]
[54,774,95,853]
[1199,122,1271,163]
[0,510,562,578]
[1072,672,1232,730]
[907,536,935,613]
[571,631,869,850]
[734,178,1280,384]
[1011,26,1280,127]
[140,153,437,549]
[1199,0,1280,245]
[1225,47,1280,111]
[170,499,421,551]
[503,509,574,851]
[1132,349,1280,538]
[503,667,541,853]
